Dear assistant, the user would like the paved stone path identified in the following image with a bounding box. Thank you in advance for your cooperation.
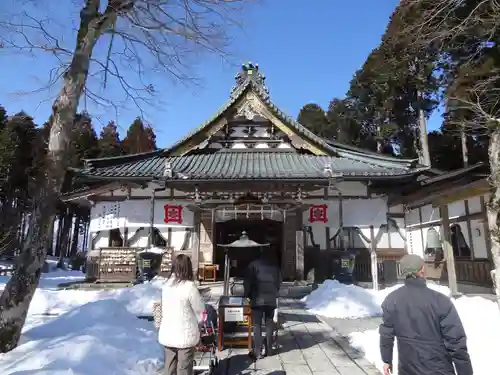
[216,298,380,375]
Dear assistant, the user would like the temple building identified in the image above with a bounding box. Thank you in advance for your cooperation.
[64,63,494,290]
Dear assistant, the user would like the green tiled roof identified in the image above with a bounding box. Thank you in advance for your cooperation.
[78,151,423,181]
[164,63,421,170]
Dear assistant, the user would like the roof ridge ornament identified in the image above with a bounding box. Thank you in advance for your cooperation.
[323,162,343,178]
[163,161,172,178]
[231,62,269,100]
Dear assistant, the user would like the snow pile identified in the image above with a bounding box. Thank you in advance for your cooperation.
[1,272,166,317]
[27,277,165,316]
[0,299,162,375]
[138,247,167,254]
[349,296,500,375]
[0,270,85,294]
[301,279,451,319]
[112,277,166,316]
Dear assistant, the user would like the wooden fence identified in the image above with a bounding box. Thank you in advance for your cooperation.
[355,255,493,287]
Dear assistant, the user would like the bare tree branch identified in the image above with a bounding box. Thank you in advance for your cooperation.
[0,0,256,117]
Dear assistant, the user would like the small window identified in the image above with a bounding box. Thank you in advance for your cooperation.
[450,224,471,258]
[332,227,369,249]
[108,229,123,247]
[152,228,167,247]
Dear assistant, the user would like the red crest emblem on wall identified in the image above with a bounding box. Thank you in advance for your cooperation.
[164,205,183,224]
[308,204,328,223]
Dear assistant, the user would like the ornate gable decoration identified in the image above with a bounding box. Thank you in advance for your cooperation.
[235,94,265,120]
[231,62,269,100]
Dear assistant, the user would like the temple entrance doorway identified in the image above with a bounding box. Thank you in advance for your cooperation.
[214,218,283,280]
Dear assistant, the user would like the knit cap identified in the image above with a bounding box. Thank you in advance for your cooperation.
[399,254,424,278]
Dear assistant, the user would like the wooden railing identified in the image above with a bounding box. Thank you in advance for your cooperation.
[354,253,404,283]
[355,255,493,287]
[449,259,492,286]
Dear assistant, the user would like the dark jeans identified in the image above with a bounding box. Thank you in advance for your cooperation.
[252,306,275,355]
[164,346,195,375]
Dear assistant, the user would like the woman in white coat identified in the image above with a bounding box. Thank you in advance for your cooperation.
[158,254,204,375]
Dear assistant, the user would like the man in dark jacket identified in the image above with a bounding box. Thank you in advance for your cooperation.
[379,254,473,375]
[243,249,282,360]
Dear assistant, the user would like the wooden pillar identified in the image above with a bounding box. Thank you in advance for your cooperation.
[480,195,493,266]
[339,192,344,249]
[370,225,379,291]
[296,230,304,280]
[440,203,458,295]
[148,189,156,248]
[464,199,475,259]
[324,187,331,250]
[192,210,201,281]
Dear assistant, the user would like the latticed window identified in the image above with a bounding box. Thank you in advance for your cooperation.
[108,229,123,247]
[450,224,471,259]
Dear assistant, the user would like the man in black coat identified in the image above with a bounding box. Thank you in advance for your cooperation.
[243,249,282,360]
[379,254,473,375]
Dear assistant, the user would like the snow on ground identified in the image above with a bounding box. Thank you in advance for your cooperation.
[0,299,162,375]
[301,279,451,319]
[301,280,500,375]
[0,270,168,375]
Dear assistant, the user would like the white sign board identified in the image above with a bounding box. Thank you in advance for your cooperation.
[224,307,244,322]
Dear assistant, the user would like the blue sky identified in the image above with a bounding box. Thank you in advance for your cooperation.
[0,0,442,148]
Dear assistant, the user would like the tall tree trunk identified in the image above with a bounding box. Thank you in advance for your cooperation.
[0,1,109,352]
[54,214,64,258]
[487,127,500,309]
[461,131,469,168]
[47,216,56,257]
[417,96,431,166]
[58,209,73,266]
[70,215,81,257]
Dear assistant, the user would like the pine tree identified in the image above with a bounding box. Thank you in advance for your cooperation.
[0,112,38,196]
[68,112,100,167]
[123,117,157,154]
[297,104,329,138]
[98,121,124,158]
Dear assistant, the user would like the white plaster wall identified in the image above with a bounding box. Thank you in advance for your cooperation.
[336,181,368,196]
[303,198,388,249]
[109,185,191,198]
[171,228,192,251]
[129,228,149,248]
[468,196,482,214]
[407,228,424,257]
[122,227,191,251]
[470,219,488,258]
[448,200,466,219]
[389,217,406,249]
[405,208,420,226]
[377,228,390,249]
[420,204,440,224]
[93,231,109,249]
[303,199,340,249]
[389,204,404,214]
[342,198,387,227]
[120,199,194,228]
[305,182,368,198]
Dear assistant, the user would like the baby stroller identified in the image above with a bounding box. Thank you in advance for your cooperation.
[153,302,220,375]
[193,304,219,374]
